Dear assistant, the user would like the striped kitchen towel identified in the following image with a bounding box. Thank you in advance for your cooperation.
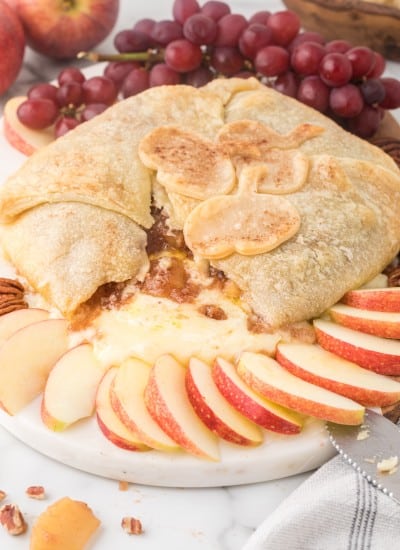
[243,454,400,550]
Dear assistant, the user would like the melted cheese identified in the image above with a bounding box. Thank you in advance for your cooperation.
[91,290,280,368]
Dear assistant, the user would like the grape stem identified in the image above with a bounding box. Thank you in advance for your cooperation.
[77,50,164,64]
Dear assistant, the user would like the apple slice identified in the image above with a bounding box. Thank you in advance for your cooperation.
[0,307,49,346]
[41,343,106,431]
[0,318,69,414]
[96,367,150,452]
[3,96,55,156]
[186,357,263,446]
[237,351,365,425]
[276,343,400,407]
[212,357,303,434]
[110,357,180,452]
[314,318,400,375]
[342,287,400,312]
[145,354,220,461]
[329,303,400,339]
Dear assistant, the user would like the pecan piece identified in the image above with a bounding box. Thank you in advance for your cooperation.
[0,504,27,535]
[121,516,143,535]
[26,486,45,500]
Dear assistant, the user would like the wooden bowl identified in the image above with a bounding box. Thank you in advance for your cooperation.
[282,0,400,60]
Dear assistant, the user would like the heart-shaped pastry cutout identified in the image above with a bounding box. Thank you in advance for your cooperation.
[138,126,236,200]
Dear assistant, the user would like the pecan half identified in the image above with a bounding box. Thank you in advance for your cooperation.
[0,504,27,535]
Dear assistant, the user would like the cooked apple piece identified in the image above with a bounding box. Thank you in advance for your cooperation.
[276,343,400,407]
[212,357,303,434]
[41,343,106,431]
[186,357,263,446]
[110,357,180,452]
[329,303,400,338]
[237,351,365,425]
[342,287,400,311]
[4,96,55,156]
[145,354,220,461]
[30,497,100,550]
[96,367,150,451]
[0,307,49,346]
[0,319,69,414]
[314,318,400,375]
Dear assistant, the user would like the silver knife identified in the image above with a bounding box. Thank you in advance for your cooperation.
[327,409,400,504]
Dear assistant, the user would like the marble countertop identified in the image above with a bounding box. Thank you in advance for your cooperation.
[0,1,399,549]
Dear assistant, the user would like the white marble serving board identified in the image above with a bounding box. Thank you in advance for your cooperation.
[0,398,335,487]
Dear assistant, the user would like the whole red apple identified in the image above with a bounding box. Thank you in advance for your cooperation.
[13,0,119,59]
[0,0,25,95]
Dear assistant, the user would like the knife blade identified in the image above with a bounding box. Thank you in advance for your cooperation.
[327,409,400,504]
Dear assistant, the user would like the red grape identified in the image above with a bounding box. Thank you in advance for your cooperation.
[121,68,150,98]
[214,14,247,47]
[17,98,59,130]
[173,0,200,24]
[290,42,326,76]
[149,63,181,86]
[288,31,325,53]
[346,47,375,79]
[82,76,117,106]
[319,53,352,87]
[185,66,214,86]
[28,83,58,103]
[114,29,152,53]
[379,78,400,109]
[56,82,83,107]
[151,20,183,46]
[325,40,352,54]
[133,18,156,36]
[360,78,386,105]
[210,46,244,76]
[347,105,381,138]
[266,10,300,46]
[183,13,217,45]
[367,52,386,78]
[55,116,80,138]
[58,67,85,86]
[238,23,273,60]
[329,84,364,118]
[103,61,141,89]
[248,11,270,26]
[235,71,255,79]
[201,1,230,21]
[273,71,298,98]
[164,39,203,72]
[255,45,289,77]
[297,76,330,112]
[81,103,109,122]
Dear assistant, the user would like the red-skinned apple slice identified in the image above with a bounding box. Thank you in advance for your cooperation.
[276,343,400,407]
[314,318,400,375]
[41,343,106,431]
[0,318,68,414]
[212,357,303,434]
[145,354,220,461]
[3,96,55,156]
[328,303,400,339]
[237,351,365,425]
[0,307,49,346]
[341,287,400,312]
[186,357,263,446]
[110,357,180,452]
[95,368,150,452]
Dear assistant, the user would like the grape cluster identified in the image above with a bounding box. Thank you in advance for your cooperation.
[17,0,400,139]
[17,68,118,137]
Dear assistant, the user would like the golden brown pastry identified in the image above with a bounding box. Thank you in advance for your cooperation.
[1,78,400,327]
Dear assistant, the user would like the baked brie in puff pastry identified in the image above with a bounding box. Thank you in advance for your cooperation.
[1,77,400,329]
